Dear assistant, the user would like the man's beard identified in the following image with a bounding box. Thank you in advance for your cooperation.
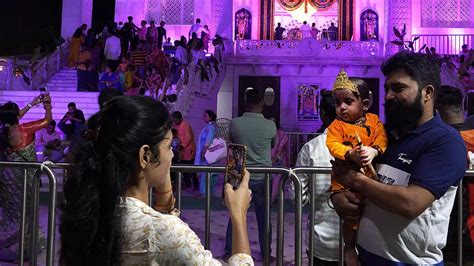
[384,91,424,131]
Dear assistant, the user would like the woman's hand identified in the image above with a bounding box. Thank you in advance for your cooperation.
[224,169,252,220]
[31,95,43,106]
[43,94,52,110]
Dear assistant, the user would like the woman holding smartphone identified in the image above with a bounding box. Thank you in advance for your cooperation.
[194,110,219,197]
[60,96,254,265]
[0,94,52,259]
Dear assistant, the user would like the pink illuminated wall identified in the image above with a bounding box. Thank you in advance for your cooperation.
[61,0,93,38]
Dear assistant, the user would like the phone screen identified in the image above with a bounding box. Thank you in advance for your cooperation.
[224,144,247,189]
[39,87,47,101]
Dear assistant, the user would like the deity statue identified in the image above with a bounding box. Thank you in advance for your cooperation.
[235,9,251,40]
[298,85,319,120]
[360,9,378,41]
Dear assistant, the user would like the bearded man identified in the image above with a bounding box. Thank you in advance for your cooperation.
[330,52,467,266]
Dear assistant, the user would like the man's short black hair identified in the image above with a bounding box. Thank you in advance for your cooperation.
[68,102,76,108]
[171,111,183,120]
[245,89,263,108]
[196,18,201,23]
[320,90,336,122]
[436,85,463,109]
[381,51,441,100]
[98,89,123,110]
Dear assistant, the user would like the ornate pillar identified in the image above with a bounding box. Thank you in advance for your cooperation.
[259,0,275,40]
[210,0,233,54]
[386,0,412,55]
[338,0,354,41]
[211,0,232,40]
[62,0,94,37]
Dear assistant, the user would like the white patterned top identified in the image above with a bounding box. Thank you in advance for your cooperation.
[120,197,254,265]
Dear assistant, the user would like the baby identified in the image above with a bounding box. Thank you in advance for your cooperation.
[326,69,388,265]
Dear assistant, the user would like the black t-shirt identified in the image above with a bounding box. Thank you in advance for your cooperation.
[122,22,135,39]
[157,27,166,40]
[275,27,285,40]
[465,115,474,129]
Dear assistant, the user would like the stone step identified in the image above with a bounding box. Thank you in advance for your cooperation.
[49,78,77,81]
[0,90,100,123]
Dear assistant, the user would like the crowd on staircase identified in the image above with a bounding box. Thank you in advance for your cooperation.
[66,17,225,103]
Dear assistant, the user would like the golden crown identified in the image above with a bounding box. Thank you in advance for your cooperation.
[333,69,358,94]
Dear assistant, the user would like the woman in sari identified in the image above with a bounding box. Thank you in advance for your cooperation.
[0,94,52,260]
[147,47,169,82]
[194,110,219,197]
[67,28,85,68]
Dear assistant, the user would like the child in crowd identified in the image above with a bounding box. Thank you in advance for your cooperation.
[124,65,136,92]
[326,69,388,265]
[171,128,181,162]
[146,67,163,99]
[118,57,129,73]
[170,128,181,187]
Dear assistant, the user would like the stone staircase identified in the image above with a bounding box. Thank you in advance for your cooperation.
[0,90,99,124]
[1,55,227,138]
[44,68,77,92]
[172,61,226,138]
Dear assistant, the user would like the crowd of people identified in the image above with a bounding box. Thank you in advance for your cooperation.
[2,31,474,265]
[274,21,338,40]
[66,17,225,101]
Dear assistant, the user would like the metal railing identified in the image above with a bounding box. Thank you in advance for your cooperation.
[0,40,70,91]
[412,34,474,55]
[285,132,320,167]
[236,39,384,59]
[0,161,57,266]
[0,162,468,266]
[168,165,300,266]
[291,167,469,266]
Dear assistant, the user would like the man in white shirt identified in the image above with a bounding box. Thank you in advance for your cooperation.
[36,120,64,162]
[104,31,121,70]
[174,40,188,65]
[290,91,340,265]
[189,18,203,39]
[300,21,312,39]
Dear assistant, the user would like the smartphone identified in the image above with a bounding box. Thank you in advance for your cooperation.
[224,144,247,189]
[39,87,48,101]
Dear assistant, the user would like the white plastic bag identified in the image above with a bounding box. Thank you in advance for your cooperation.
[204,138,227,164]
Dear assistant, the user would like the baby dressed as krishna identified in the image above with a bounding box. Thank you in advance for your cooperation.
[326,69,388,265]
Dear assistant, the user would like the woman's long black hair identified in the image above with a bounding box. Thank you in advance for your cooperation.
[60,96,172,265]
[0,102,20,157]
